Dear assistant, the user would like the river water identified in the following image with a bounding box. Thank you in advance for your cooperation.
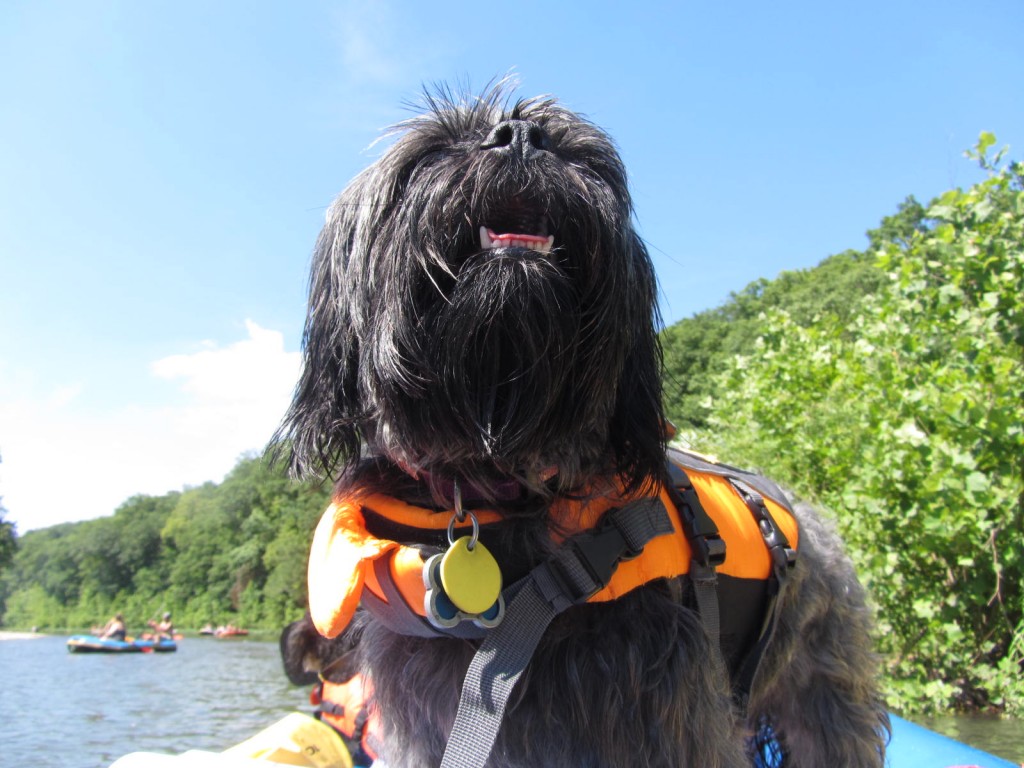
[1,634,1021,767]
[0,634,308,768]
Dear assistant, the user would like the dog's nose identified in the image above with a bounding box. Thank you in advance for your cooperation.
[480,119,552,159]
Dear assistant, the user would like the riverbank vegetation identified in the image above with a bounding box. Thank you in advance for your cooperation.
[663,135,1023,715]
[0,456,330,635]
[1,137,1020,716]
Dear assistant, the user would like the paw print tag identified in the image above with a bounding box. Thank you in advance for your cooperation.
[423,482,505,630]
[440,535,502,614]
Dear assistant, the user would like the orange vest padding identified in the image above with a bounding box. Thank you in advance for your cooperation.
[307,461,799,639]
[312,674,381,762]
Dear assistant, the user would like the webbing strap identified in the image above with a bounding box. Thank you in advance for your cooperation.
[439,498,673,768]
[689,560,722,663]
[728,478,798,708]
[663,467,726,661]
[728,479,796,589]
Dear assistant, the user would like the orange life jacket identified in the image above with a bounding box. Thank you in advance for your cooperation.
[307,448,799,644]
[311,673,381,764]
[307,449,800,764]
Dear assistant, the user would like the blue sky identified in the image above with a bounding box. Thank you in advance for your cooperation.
[2,0,1021,531]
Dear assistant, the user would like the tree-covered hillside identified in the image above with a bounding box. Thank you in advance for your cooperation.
[661,196,926,430]
[664,135,1023,715]
[0,454,330,632]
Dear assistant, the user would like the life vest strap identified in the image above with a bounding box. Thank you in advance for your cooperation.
[439,497,675,768]
[367,552,436,636]
[313,677,381,764]
[727,477,798,708]
[665,461,726,568]
[663,461,727,675]
[729,478,797,587]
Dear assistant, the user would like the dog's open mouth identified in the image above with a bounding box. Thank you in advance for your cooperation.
[479,226,554,254]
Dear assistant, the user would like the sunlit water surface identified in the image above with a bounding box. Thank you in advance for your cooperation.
[1,635,1022,766]
[1,635,307,768]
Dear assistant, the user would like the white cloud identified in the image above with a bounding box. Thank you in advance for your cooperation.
[0,321,300,532]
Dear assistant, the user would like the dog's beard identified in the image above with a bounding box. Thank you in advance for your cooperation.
[359,143,643,487]
[368,249,603,480]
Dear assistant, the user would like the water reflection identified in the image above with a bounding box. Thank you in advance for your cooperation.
[916,713,1024,765]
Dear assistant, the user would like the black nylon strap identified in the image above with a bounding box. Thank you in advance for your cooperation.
[439,575,558,768]
[662,462,726,667]
[663,470,726,569]
[727,477,798,709]
[439,498,674,768]
[728,478,797,586]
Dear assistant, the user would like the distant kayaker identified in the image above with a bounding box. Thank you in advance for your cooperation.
[98,614,126,641]
[148,612,174,640]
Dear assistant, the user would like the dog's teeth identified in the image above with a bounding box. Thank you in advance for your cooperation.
[539,235,554,254]
[480,226,493,250]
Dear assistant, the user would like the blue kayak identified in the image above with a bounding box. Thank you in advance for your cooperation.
[66,634,177,653]
[755,713,1019,767]
[886,713,1018,767]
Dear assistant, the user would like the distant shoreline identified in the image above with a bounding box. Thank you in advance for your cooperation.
[0,630,46,640]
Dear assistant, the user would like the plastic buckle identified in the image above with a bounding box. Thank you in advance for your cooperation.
[693,534,727,568]
[562,520,631,598]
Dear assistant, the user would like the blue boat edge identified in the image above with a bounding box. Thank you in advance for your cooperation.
[887,713,1019,768]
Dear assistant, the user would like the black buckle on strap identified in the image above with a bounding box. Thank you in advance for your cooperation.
[695,534,727,569]
[730,479,797,583]
[668,482,727,568]
[561,514,634,598]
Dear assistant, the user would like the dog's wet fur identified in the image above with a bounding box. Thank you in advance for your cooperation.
[275,83,888,767]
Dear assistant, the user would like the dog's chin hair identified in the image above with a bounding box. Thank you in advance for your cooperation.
[367,252,608,487]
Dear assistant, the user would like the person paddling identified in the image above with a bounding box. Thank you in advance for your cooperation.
[147,612,174,641]
[98,614,126,641]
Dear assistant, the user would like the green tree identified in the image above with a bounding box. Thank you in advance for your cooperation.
[661,242,890,430]
[0,452,17,575]
[0,503,15,575]
[0,454,18,623]
[702,135,1024,714]
[0,449,329,632]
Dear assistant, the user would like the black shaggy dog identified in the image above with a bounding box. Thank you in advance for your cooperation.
[275,84,888,768]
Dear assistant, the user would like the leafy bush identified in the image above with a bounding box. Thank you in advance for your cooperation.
[698,135,1023,714]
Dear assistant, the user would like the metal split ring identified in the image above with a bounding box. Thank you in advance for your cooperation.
[447,482,479,550]
[447,509,480,550]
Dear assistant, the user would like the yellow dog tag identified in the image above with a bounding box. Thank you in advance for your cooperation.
[439,536,502,615]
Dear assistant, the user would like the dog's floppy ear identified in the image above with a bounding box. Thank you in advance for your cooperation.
[272,171,387,481]
[279,618,325,686]
[606,228,667,493]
